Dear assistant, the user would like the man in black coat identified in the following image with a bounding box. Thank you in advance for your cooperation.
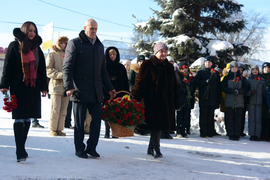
[63,19,116,159]
[194,56,221,137]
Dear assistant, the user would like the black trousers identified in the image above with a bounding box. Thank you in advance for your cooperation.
[149,130,161,151]
[65,100,72,127]
[176,108,191,130]
[261,118,270,139]
[226,107,242,136]
[73,101,102,152]
[199,106,215,137]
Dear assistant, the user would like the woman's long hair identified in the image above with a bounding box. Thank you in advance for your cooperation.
[19,21,39,54]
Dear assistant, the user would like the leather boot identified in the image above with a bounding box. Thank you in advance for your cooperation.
[14,123,27,162]
[104,122,110,138]
[152,130,163,158]
[22,122,30,158]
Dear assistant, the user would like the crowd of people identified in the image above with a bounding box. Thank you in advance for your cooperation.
[1,19,270,163]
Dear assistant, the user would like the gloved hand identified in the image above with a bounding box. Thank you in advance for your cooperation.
[206,79,210,84]
[251,90,257,95]
[234,90,239,95]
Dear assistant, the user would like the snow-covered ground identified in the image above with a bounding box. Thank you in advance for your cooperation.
[0,93,270,180]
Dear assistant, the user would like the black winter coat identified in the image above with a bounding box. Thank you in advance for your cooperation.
[261,73,270,118]
[0,28,48,119]
[62,31,113,102]
[103,47,129,102]
[175,71,195,109]
[194,66,221,107]
[132,55,180,131]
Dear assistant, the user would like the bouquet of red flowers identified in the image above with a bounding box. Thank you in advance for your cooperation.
[203,68,216,100]
[3,91,17,112]
[102,92,145,130]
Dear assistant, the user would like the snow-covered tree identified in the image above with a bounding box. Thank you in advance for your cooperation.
[134,0,247,68]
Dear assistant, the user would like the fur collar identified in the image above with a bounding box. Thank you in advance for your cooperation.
[13,28,42,45]
[130,63,140,73]
[149,55,169,66]
[52,45,62,53]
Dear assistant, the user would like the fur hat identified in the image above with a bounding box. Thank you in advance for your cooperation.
[154,42,168,55]
[52,36,69,52]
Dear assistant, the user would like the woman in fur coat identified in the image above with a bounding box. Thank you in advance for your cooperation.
[46,36,69,136]
[0,21,48,162]
[132,42,180,158]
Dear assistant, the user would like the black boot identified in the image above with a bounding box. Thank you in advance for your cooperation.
[104,122,110,138]
[186,127,191,135]
[152,131,163,158]
[147,136,154,156]
[180,127,188,138]
[23,122,30,158]
[14,123,27,162]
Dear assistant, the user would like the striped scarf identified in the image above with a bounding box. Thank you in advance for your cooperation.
[21,48,38,87]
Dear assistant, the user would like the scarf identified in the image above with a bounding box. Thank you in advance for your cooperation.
[21,48,38,87]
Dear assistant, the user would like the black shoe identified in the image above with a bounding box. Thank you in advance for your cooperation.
[229,136,234,140]
[154,151,163,158]
[255,136,260,141]
[186,128,191,135]
[147,147,154,156]
[32,123,44,128]
[104,134,110,138]
[85,149,100,158]
[249,136,255,141]
[17,156,26,162]
[112,136,119,139]
[76,151,88,159]
[240,133,246,137]
[234,136,240,141]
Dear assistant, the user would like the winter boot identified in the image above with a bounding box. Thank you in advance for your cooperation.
[180,127,188,138]
[22,122,30,158]
[186,127,191,135]
[147,136,154,156]
[104,122,110,138]
[57,130,66,136]
[152,131,163,158]
[14,123,27,162]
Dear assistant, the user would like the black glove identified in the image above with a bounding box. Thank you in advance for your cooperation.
[251,90,257,95]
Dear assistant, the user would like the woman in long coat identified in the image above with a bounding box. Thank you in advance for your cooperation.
[0,22,48,162]
[132,42,180,158]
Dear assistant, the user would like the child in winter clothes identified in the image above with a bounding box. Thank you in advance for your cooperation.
[175,62,194,138]
[260,62,270,141]
[246,65,266,141]
[221,61,247,141]
[46,36,69,136]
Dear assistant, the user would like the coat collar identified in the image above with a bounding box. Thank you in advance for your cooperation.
[149,55,169,66]
[79,30,101,45]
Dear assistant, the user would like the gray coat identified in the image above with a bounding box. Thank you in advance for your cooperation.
[221,71,247,108]
[246,74,266,105]
[62,31,113,102]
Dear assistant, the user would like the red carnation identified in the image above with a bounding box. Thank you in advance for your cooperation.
[123,114,128,120]
[136,108,141,112]
[135,115,140,120]
[105,107,108,112]
[115,107,120,112]
[237,77,240,80]
[124,104,129,109]
[119,103,124,108]
[137,103,142,108]
[62,55,65,58]
[129,120,135,125]
[141,109,145,115]
[123,97,128,102]
[132,99,138,103]
[102,114,107,119]
[127,112,132,117]
[3,98,8,102]
[258,77,261,81]
[118,120,123,124]
[110,113,114,117]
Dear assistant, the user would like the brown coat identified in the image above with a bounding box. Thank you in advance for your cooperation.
[132,55,180,131]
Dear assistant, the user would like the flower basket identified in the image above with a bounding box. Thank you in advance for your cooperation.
[108,122,134,137]
[102,90,145,137]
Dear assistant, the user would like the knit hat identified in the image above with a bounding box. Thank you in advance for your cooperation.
[262,62,270,70]
[167,56,174,62]
[137,55,145,63]
[251,65,259,71]
[204,56,213,63]
[238,64,245,71]
[122,60,131,65]
[154,42,168,55]
[230,61,238,69]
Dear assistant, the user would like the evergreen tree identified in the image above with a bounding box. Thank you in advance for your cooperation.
[134,0,247,68]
